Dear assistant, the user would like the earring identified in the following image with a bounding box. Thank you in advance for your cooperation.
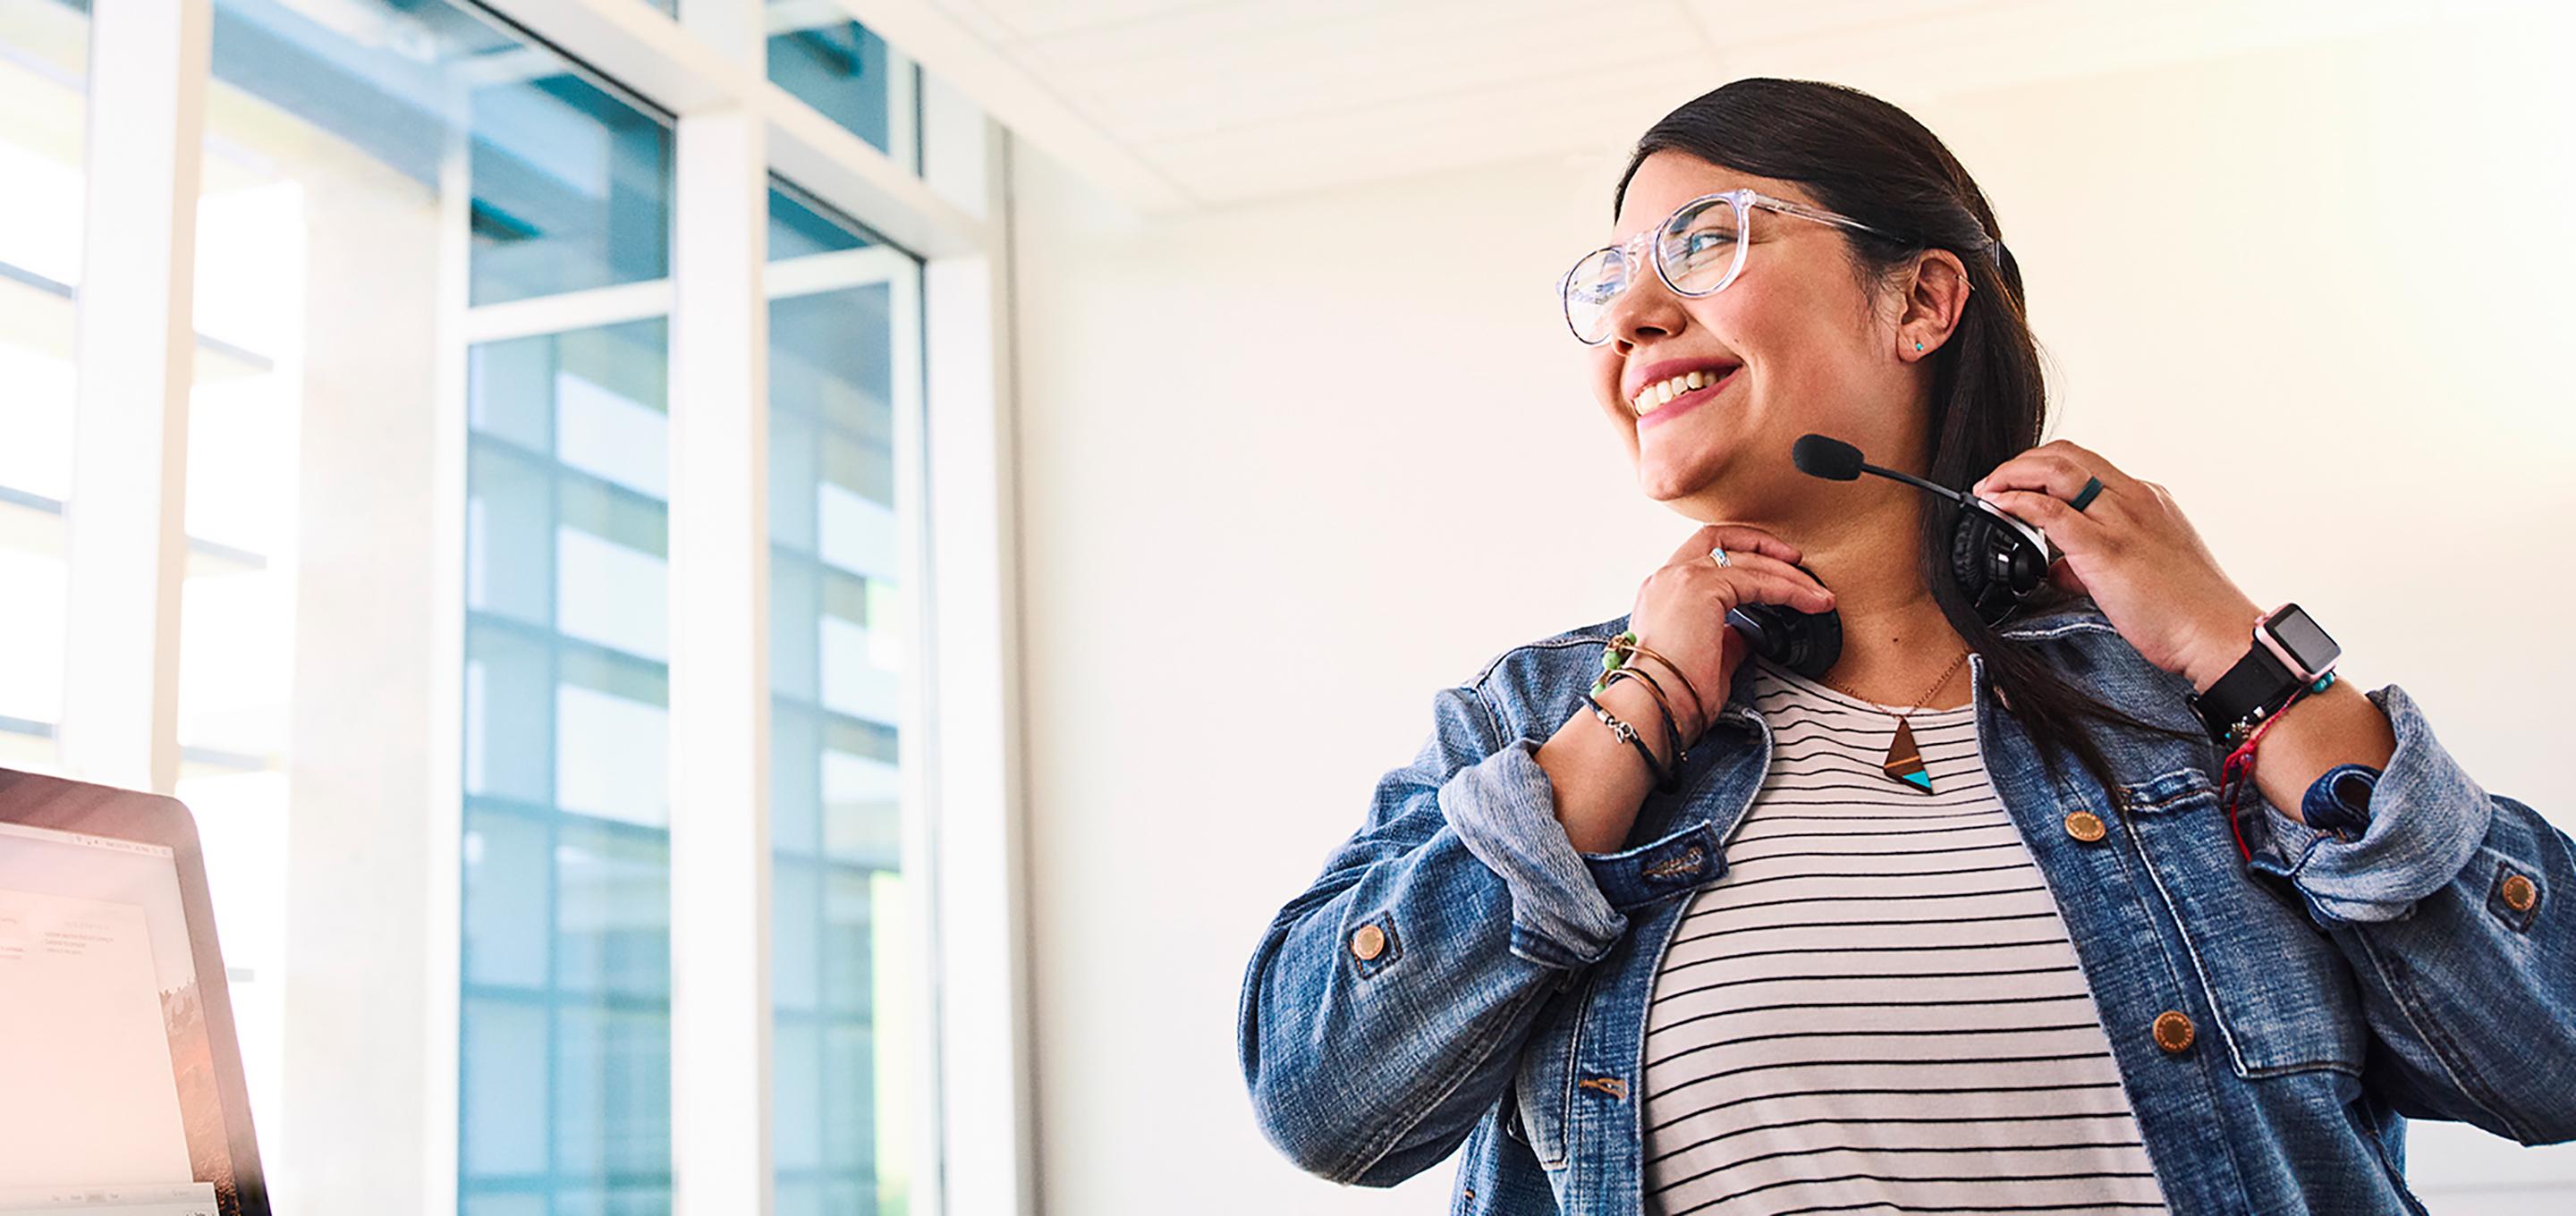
[1912,340,1925,352]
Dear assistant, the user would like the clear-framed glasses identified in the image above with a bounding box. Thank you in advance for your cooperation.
[1559,189,1894,345]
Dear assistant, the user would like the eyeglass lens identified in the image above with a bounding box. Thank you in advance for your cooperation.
[1563,194,1750,343]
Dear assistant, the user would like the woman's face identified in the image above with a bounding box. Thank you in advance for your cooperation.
[1589,152,1934,527]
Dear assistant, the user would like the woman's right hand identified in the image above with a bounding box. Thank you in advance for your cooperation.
[1627,524,1835,743]
[1540,523,1835,854]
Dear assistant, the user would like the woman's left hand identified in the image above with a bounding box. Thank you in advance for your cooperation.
[1974,440,2259,692]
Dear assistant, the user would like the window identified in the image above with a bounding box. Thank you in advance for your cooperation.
[0,0,85,774]
[463,317,676,1213]
[765,183,921,1215]
[767,8,915,167]
[21,1,1003,1211]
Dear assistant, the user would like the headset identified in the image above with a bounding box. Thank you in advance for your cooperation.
[1724,434,2051,679]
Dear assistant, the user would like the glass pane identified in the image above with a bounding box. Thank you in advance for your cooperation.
[465,809,553,989]
[207,0,671,310]
[179,7,674,1202]
[772,185,869,259]
[467,76,671,304]
[766,10,911,165]
[0,0,87,773]
[768,188,919,1216]
[465,320,671,1212]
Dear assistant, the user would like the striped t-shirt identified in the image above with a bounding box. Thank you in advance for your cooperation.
[1640,661,2168,1216]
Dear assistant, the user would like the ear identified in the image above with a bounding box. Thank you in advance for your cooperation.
[1894,249,1971,361]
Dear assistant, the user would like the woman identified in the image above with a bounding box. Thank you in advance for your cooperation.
[1236,78,2575,1214]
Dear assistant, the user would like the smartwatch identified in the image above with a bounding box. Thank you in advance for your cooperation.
[2189,604,2341,744]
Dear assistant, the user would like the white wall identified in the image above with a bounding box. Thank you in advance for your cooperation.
[1004,8,2576,1214]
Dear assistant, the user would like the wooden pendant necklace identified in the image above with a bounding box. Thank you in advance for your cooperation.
[1824,648,1972,795]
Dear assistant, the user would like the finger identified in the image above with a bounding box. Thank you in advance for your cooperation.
[1668,526,1724,567]
[1712,564,1838,614]
[1704,525,1803,567]
[1975,447,2101,502]
[1979,489,2088,546]
[1712,549,1834,604]
[1669,523,1801,568]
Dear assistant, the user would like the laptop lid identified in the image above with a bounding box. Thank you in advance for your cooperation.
[0,767,270,1216]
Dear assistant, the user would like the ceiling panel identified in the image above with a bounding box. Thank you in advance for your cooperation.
[847,0,2551,213]
[1021,0,1705,143]
[1142,52,1718,204]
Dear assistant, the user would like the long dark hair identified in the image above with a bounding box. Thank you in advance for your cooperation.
[1615,77,2164,793]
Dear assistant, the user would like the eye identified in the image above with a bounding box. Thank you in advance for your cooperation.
[1680,229,1734,259]
[1661,212,1741,283]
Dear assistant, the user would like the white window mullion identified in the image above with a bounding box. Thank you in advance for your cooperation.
[420,83,478,1216]
[458,278,676,346]
[60,0,211,793]
[923,123,1033,1216]
[668,0,772,1208]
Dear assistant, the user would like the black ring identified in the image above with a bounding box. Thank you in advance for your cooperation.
[2069,476,2105,512]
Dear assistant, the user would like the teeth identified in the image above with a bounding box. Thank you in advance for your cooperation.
[1631,369,1724,417]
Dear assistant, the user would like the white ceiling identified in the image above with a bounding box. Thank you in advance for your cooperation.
[843,0,2541,212]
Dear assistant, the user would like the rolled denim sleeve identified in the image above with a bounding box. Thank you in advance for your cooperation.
[2272,685,2576,1144]
[1239,681,1614,1186]
[2285,686,2492,924]
[1440,741,1627,969]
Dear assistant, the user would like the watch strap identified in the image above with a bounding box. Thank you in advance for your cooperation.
[2190,642,2297,743]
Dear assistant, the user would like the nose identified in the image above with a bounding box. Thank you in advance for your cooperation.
[1602,265,1687,351]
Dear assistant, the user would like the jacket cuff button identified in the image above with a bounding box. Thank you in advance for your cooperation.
[2152,1010,2196,1055]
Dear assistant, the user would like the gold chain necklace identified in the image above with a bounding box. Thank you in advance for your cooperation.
[1822,648,1972,795]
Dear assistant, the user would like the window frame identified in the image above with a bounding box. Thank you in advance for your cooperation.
[61,0,1027,1212]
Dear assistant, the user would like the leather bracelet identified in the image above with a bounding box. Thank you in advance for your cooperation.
[1598,668,1687,790]
[1583,693,1669,790]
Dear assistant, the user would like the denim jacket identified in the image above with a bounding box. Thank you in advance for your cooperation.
[1239,606,2576,1214]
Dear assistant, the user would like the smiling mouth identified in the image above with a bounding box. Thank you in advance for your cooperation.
[1631,367,1733,417]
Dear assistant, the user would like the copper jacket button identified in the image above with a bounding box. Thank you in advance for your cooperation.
[2502,873,2538,914]
[2153,1010,2196,1054]
[2063,811,2107,844]
[1350,924,1386,961]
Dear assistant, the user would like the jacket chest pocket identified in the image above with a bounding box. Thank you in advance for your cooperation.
[2121,768,2366,1078]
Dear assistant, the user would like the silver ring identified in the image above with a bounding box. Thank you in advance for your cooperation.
[1710,548,1733,568]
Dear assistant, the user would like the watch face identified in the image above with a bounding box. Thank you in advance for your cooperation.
[2266,604,2341,674]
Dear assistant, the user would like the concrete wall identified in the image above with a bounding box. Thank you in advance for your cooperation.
[1004,6,2576,1214]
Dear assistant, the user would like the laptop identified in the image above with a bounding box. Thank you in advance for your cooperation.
[0,768,270,1216]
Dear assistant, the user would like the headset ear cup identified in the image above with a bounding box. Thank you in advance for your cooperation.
[2008,539,2048,595]
[1949,511,2003,621]
[1950,506,2047,625]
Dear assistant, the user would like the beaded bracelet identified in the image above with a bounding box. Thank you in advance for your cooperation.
[1583,693,1669,790]
[1602,630,1707,730]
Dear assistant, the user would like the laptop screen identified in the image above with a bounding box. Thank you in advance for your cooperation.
[0,773,267,1216]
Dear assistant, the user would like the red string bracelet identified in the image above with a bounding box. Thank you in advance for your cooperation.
[2217,671,2338,861]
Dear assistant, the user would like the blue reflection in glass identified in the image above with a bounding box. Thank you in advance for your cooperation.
[772,184,871,259]
[463,319,673,1213]
[209,0,672,308]
[767,14,905,158]
[769,189,911,1214]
